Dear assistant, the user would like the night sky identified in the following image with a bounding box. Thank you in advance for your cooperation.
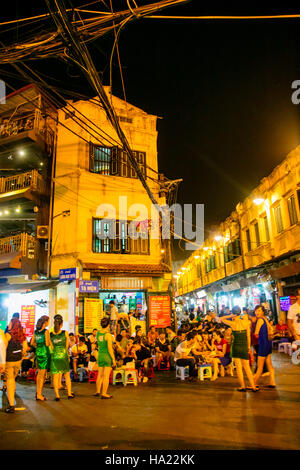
[2,1,300,261]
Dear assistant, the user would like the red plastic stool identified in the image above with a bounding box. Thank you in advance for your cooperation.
[141,366,155,379]
[88,370,98,383]
[147,366,155,378]
[27,368,37,382]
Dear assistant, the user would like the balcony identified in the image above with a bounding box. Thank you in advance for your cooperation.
[0,170,47,202]
[0,232,39,277]
[225,256,244,277]
[0,233,37,258]
[0,109,55,156]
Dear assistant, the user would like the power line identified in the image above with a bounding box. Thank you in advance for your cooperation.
[146,13,300,20]
[0,0,189,63]
[46,0,161,208]
[17,62,167,177]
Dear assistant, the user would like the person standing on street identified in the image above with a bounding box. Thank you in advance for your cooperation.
[253,305,276,389]
[0,327,7,391]
[50,314,75,401]
[4,318,27,413]
[95,317,116,399]
[109,300,119,336]
[221,306,257,392]
[287,289,300,341]
[31,315,51,401]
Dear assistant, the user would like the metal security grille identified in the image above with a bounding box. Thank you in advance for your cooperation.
[92,219,149,254]
[90,146,114,174]
[90,144,146,178]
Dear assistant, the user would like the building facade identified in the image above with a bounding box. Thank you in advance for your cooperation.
[0,85,57,331]
[175,147,300,321]
[0,85,172,334]
[50,87,172,334]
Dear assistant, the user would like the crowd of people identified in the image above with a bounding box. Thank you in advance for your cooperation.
[0,289,299,415]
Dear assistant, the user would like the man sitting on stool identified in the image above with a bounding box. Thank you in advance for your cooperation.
[174,332,197,379]
[71,336,89,380]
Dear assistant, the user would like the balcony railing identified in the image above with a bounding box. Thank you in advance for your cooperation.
[0,109,55,154]
[0,233,37,258]
[0,169,46,195]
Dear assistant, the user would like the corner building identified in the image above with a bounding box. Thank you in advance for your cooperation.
[51,87,172,334]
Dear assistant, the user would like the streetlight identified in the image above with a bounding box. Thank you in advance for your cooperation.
[253,197,265,205]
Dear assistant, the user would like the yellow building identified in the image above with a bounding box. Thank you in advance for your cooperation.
[0,85,172,334]
[175,148,300,320]
[51,87,172,333]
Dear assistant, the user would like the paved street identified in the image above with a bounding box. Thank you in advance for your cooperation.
[1,352,300,451]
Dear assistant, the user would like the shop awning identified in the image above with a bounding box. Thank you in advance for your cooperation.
[269,261,300,280]
[0,279,59,294]
[0,251,21,270]
[82,262,170,276]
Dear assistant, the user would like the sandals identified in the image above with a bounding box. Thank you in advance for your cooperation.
[101,395,113,399]
[246,386,260,392]
[68,393,75,399]
[5,405,15,413]
[36,396,47,401]
[237,388,246,392]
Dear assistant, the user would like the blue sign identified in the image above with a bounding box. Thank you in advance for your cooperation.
[279,296,291,312]
[59,268,77,281]
[79,280,99,293]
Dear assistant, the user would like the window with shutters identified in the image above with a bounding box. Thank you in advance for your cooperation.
[274,204,284,233]
[245,229,251,252]
[197,262,202,278]
[204,255,216,272]
[89,144,146,178]
[92,219,149,254]
[254,221,260,247]
[224,239,241,263]
[287,194,298,226]
[263,216,270,242]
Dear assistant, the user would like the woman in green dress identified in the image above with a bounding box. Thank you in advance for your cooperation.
[95,317,116,399]
[31,315,50,401]
[50,314,74,401]
[221,306,257,392]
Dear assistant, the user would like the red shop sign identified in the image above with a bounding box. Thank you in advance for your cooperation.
[149,295,171,329]
[20,305,36,338]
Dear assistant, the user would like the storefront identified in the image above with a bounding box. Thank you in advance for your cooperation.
[0,282,57,338]
[100,289,147,335]
[215,281,277,318]
[78,286,172,335]
[78,263,172,335]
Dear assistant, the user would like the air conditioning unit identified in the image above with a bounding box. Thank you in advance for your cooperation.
[37,225,49,239]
